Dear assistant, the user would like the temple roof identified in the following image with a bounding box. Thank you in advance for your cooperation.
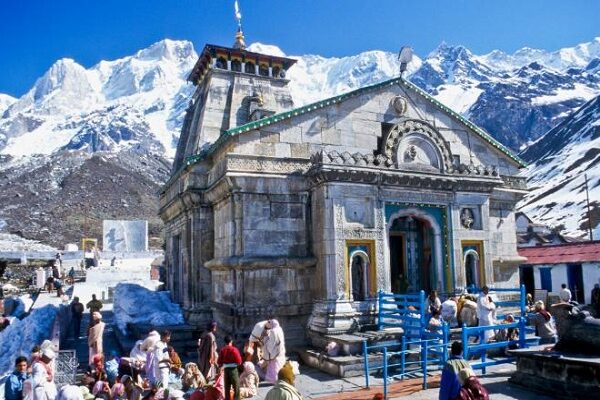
[187,44,297,84]
[182,76,527,168]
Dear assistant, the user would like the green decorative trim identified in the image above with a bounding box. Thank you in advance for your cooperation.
[178,76,526,178]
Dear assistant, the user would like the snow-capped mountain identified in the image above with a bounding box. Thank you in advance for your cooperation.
[0,94,16,115]
[0,39,196,158]
[518,94,600,237]
[2,37,600,160]
[1,36,600,244]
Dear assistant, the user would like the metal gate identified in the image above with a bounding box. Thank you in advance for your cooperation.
[54,350,78,388]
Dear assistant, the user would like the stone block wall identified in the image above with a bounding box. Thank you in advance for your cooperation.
[210,264,316,347]
[241,193,308,257]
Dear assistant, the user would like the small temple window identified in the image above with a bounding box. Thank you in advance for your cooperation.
[215,57,227,70]
[231,59,242,72]
[272,66,281,78]
[244,62,255,74]
[350,252,368,301]
[259,64,269,77]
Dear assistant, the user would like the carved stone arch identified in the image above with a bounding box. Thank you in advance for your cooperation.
[382,119,453,172]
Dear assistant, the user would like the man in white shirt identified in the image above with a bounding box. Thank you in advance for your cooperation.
[559,283,572,303]
[477,286,496,342]
[153,330,172,388]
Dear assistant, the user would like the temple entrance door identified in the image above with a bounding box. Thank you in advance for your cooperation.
[389,216,435,293]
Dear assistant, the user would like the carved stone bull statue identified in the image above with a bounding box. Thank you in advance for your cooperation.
[551,302,600,355]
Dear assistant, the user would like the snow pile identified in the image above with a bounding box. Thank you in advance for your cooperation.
[0,233,58,252]
[113,283,183,335]
[2,296,29,318]
[0,304,58,377]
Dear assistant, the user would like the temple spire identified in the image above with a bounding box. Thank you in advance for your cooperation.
[233,1,246,50]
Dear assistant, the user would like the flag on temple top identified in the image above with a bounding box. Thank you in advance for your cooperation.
[234,1,242,21]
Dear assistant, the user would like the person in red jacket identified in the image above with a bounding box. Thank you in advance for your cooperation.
[218,335,242,400]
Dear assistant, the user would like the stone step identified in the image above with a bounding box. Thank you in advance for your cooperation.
[300,348,381,378]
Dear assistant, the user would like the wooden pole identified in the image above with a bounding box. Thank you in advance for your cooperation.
[584,174,593,241]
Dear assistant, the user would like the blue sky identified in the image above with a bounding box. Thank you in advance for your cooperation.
[1,0,599,97]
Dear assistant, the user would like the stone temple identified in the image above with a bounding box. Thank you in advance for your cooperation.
[159,32,528,347]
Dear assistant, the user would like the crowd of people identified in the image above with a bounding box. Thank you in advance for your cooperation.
[3,314,304,400]
[422,286,564,345]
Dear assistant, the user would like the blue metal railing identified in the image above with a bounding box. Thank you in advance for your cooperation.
[363,325,449,399]
[461,317,536,374]
[377,290,426,337]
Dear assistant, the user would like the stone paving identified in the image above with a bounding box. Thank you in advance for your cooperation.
[252,362,558,400]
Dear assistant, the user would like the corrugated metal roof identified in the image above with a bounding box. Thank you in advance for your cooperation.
[518,241,600,264]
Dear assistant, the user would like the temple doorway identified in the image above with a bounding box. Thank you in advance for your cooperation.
[389,216,435,293]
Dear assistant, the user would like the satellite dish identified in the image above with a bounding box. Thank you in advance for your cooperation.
[279,70,286,79]
[398,46,413,76]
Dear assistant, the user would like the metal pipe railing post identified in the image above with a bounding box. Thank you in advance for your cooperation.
[378,290,383,331]
[462,323,468,360]
[363,340,369,388]
[481,328,487,375]
[401,335,406,379]
[419,290,426,338]
[383,347,388,400]
[519,317,527,349]
[520,284,526,317]
[443,323,449,363]
[422,339,428,389]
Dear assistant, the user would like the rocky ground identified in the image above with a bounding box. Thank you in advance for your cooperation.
[0,150,170,249]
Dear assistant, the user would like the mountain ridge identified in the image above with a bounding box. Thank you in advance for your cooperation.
[1,36,600,244]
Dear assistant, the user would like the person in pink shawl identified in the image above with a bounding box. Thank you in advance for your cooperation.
[262,319,286,384]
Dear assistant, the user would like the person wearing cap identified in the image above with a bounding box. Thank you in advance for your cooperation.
[88,311,105,365]
[32,348,58,400]
[197,321,218,382]
[5,356,29,400]
[264,362,303,400]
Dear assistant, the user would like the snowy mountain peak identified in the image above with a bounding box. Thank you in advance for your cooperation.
[3,58,99,118]
[0,94,16,115]
[247,42,287,57]
[135,39,196,63]
[31,58,90,101]
[480,37,600,72]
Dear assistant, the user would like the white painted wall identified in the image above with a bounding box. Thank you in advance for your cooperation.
[532,262,600,304]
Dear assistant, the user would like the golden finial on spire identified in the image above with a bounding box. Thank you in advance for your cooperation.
[233,1,246,50]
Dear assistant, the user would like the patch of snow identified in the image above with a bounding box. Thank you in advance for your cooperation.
[113,283,184,335]
[434,85,483,114]
[247,43,286,58]
[0,305,58,377]
[0,233,58,252]
[530,83,598,106]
